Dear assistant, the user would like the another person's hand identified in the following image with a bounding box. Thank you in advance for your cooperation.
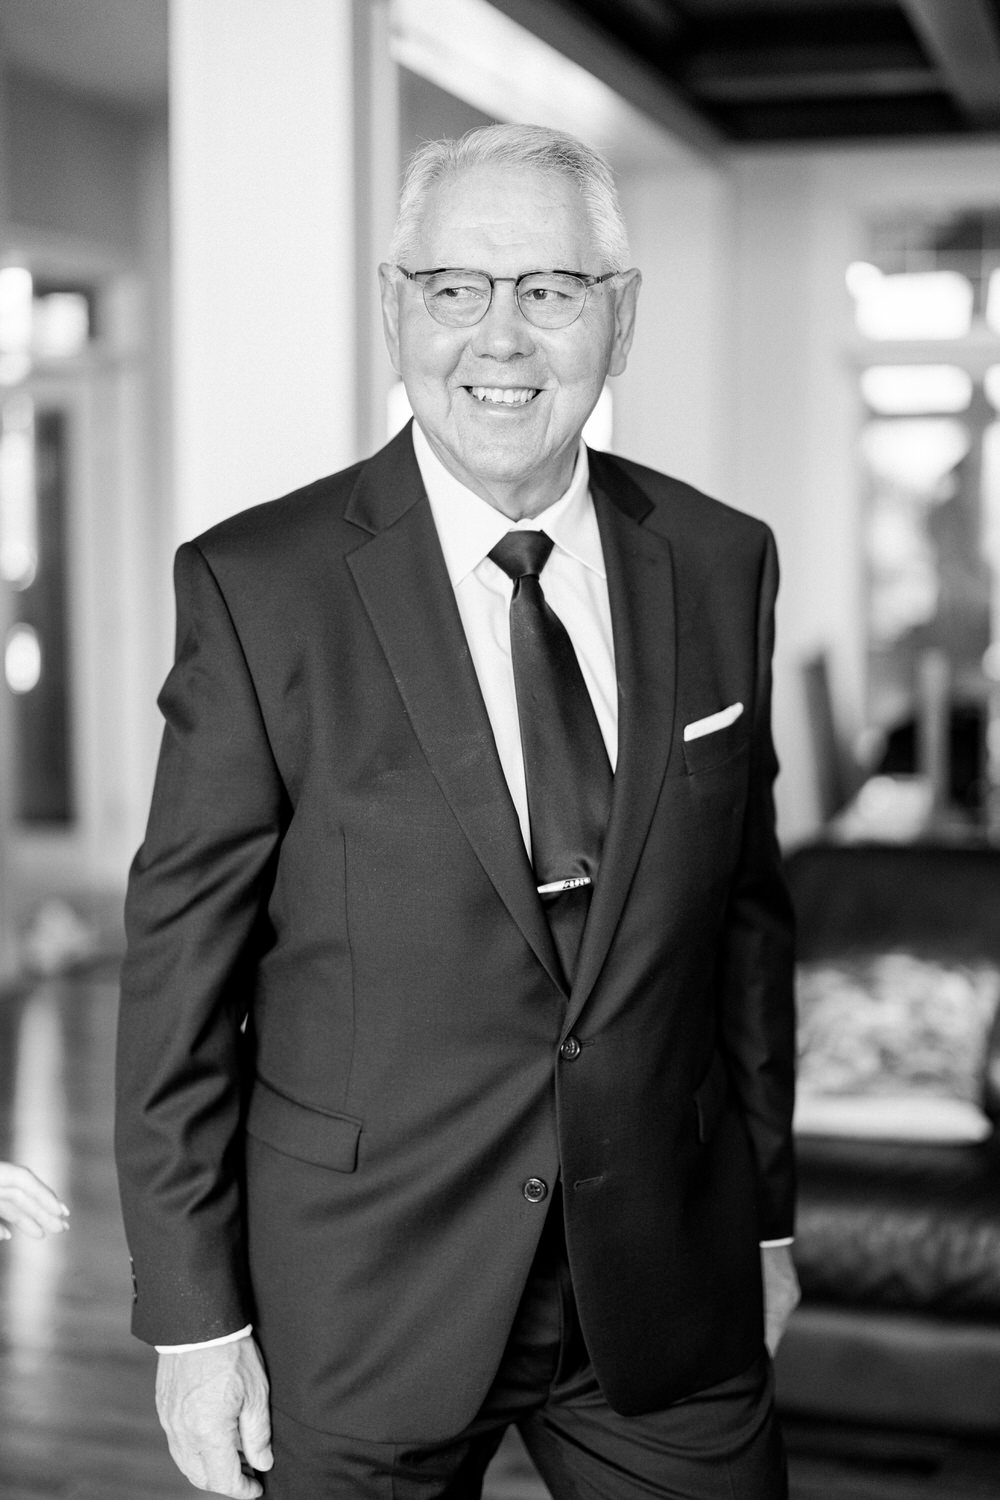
[0,1161,70,1240]
[156,1337,273,1498]
[761,1243,800,1355]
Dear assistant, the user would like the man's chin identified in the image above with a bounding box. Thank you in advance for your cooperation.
[446,441,546,492]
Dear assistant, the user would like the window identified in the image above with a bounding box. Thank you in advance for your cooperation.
[0,269,95,826]
[850,211,1000,820]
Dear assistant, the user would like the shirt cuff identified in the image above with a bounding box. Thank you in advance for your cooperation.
[155,1324,253,1353]
[759,1238,794,1249]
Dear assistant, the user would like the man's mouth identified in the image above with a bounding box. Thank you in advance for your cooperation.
[467,386,540,405]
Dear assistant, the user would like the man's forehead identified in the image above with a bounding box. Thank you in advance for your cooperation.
[415,164,594,260]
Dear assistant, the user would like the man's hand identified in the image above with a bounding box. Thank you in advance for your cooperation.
[0,1161,70,1240]
[156,1337,273,1498]
[761,1243,800,1356]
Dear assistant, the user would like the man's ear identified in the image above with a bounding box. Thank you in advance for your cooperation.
[607,267,642,378]
[378,263,402,375]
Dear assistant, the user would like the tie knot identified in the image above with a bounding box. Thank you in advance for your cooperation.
[489,530,554,582]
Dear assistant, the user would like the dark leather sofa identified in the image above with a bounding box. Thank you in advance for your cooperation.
[773,841,1000,1435]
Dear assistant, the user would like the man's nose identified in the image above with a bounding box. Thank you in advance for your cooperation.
[471,281,534,357]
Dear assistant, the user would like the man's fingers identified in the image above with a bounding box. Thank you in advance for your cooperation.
[196,1441,264,1499]
[237,1338,273,1477]
[761,1243,800,1355]
[155,1339,271,1496]
[238,1398,274,1473]
[764,1311,785,1356]
[162,1432,263,1498]
[161,1413,265,1499]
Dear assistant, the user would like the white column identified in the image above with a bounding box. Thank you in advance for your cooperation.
[169,0,367,541]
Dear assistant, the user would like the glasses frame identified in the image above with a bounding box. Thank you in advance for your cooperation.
[396,266,618,329]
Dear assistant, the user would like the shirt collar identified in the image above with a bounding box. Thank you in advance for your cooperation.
[411,421,604,587]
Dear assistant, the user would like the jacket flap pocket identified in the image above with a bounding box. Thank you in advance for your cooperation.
[247,1079,362,1171]
[694,1051,729,1143]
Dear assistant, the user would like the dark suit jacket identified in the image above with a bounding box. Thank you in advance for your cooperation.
[115,423,795,1445]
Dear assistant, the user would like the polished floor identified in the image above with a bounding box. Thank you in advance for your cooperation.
[3,972,1000,1499]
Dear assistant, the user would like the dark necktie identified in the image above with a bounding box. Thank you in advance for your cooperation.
[489,530,613,985]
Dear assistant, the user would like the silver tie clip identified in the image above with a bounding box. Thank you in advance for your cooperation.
[536,876,592,895]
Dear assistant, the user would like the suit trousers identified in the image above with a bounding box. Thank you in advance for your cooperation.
[262,1195,788,1500]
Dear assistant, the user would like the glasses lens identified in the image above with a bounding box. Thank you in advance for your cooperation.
[517,273,588,328]
[421,271,493,326]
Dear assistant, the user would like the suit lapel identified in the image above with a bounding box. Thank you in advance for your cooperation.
[565,454,678,1028]
[345,428,564,991]
[343,431,678,1012]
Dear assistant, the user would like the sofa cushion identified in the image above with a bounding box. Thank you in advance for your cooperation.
[794,954,1000,1141]
[775,1304,1000,1433]
[794,1134,1000,1317]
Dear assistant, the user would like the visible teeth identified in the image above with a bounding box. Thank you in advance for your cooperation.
[470,387,537,405]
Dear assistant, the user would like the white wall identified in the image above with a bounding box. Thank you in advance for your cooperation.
[616,160,732,501]
[5,71,143,250]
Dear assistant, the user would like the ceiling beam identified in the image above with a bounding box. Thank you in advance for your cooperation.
[685,41,938,102]
[604,0,681,45]
[686,44,932,82]
[692,67,936,104]
[898,0,1000,125]
[485,0,723,160]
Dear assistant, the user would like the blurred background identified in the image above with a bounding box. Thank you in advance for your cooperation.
[1,0,1000,959]
[2,3,1000,1496]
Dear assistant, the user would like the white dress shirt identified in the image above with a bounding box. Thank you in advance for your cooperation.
[411,421,617,860]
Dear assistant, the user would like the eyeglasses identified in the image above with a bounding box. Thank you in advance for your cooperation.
[396,266,618,330]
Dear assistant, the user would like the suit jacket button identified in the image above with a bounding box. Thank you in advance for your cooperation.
[523,1177,548,1203]
[559,1035,582,1060]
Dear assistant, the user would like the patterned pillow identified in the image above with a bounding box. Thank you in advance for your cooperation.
[794,954,1000,1141]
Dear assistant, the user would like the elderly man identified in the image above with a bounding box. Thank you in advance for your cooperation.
[116,123,799,1499]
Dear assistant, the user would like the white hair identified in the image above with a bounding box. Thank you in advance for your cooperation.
[388,123,631,272]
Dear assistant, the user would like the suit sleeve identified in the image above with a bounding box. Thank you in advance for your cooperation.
[718,527,797,1242]
[115,540,286,1345]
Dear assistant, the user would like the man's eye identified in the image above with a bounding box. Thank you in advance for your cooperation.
[522,286,570,304]
[433,283,486,302]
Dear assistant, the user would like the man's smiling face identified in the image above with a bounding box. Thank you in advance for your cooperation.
[380,165,640,520]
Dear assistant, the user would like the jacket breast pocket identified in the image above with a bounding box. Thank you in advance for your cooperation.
[682,719,748,775]
[246,1078,362,1171]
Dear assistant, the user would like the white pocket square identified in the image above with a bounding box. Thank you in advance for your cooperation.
[683,702,744,742]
